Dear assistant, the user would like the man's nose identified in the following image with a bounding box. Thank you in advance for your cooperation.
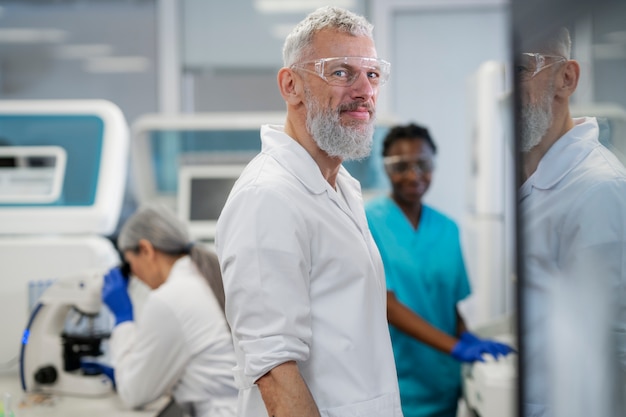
[350,70,375,99]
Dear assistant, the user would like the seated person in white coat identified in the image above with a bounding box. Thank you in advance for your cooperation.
[101,204,238,417]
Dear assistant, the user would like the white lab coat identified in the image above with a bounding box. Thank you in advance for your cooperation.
[216,125,403,417]
[520,117,626,416]
[110,256,238,417]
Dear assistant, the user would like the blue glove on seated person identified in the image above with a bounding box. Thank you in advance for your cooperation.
[451,331,515,363]
[80,360,116,389]
[102,266,133,326]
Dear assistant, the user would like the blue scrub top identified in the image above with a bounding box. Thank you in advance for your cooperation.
[366,196,471,417]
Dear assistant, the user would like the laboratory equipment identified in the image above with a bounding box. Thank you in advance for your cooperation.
[177,164,245,241]
[0,392,15,417]
[0,99,129,372]
[462,316,517,417]
[0,100,128,235]
[463,352,517,417]
[20,269,113,397]
[130,112,398,239]
[130,112,277,211]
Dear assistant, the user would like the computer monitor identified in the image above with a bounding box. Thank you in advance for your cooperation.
[177,164,245,241]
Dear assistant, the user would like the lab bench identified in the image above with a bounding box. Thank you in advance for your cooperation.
[0,374,170,417]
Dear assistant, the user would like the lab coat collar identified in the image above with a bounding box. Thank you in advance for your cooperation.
[520,117,599,198]
[260,124,359,196]
[167,255,194,280]
[260,124,367,234]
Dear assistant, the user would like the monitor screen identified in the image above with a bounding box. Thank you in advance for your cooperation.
[177,164,244,241]
[189,176,238,221]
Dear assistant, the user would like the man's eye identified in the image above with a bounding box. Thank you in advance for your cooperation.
[330,69,349,78]
[367,71,380,79]
[515,65,529,74]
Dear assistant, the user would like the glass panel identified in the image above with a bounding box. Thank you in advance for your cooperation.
[513,1,626,416]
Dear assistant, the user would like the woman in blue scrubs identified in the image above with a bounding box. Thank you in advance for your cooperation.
[365,123,512,417]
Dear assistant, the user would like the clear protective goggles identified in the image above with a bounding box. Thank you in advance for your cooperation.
[383,155,435,176]
[517,53,567,80]
[291,56,391,87]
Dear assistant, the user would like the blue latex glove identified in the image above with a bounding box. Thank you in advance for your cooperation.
[102,266,133,325]
[464,332,516,358]
[451,331,515,363]
[480,339,516,358]
[80,361,116,389]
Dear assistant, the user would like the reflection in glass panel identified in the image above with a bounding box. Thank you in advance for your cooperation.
[513,0,626,416]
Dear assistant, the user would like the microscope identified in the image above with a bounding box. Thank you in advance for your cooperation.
[19,269,114,397]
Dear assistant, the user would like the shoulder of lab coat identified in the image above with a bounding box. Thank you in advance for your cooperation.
[110,294,188,408]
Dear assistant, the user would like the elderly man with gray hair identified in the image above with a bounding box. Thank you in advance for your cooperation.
[216,5,402,417]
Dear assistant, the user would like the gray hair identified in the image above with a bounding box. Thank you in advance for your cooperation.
[118,203,226,314]
[530,27,572,59]
[282,6,374,67]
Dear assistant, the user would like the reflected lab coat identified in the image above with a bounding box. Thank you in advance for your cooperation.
[520,117,626,416]
[110,256,238,417]
[216,125,403,417]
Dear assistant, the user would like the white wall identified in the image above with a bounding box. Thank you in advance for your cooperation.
[373,0,509,225]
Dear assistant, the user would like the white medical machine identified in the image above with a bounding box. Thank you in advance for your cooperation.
[0,100,128,396]
[177,164,245,241]
[462,316,517,417]
[131,112,397,242]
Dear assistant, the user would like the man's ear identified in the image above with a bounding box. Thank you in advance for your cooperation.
[556,60,580,98]
[278,67,303,105]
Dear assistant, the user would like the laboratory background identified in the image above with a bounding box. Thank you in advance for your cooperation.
[0,0,624,416]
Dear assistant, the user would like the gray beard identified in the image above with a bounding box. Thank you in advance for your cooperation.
[304,89,374,161]
[520,87,554,153]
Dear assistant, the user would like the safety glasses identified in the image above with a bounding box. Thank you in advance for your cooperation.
[291,56,391,87]
[517,53,567,80]
[383,155,435,176]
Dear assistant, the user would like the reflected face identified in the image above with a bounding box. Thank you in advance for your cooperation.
[385,138,435,206]
[520,79,555,152]
[300,30,379,160]
[518,55,560,152]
